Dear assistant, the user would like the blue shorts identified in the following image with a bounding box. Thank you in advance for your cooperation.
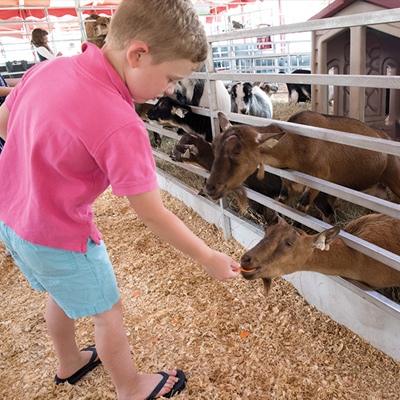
[0,220,120,319]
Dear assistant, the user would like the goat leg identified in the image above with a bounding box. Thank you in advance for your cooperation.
[297,187,321,215]
[313,192,336,223]
[278,181,289,204]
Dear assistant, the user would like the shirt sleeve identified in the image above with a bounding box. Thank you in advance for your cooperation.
[37,47,55,60]
[93,120,158,197]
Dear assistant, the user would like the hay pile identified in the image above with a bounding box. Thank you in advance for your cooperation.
[1,187,400,399]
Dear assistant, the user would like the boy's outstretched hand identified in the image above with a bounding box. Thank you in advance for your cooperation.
[201,250,241,282]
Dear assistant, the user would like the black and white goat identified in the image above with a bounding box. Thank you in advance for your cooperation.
[230,82,273,119]
[281,69,311,104]
[146,96,213,143]
[174,66,231,112]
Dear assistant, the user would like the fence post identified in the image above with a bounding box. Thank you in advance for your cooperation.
[205,42,232,239]
[349,25,366,122]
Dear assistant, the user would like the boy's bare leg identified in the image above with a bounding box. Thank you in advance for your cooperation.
[91,299,179,400]
[45,295,98,379]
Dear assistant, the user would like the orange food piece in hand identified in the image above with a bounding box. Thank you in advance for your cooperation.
[240,331,250,338]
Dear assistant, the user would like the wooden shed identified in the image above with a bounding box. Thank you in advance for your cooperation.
[309,0,400,138]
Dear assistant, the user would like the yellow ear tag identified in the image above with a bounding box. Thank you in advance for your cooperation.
[267,138,279,148]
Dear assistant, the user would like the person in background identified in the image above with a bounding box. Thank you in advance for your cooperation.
[66,42,80,56]
[31,28,63,62]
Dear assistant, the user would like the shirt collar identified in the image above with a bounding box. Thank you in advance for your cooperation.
[76,42,133,107]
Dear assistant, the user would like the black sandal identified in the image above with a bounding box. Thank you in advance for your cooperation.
[54,344,102,385]
[145,370,187,399]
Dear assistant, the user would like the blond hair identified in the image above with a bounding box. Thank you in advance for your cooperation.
[106,0,208,65]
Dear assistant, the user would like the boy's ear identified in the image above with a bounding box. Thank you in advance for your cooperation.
[126,42,149,68]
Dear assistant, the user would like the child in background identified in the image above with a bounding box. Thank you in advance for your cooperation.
[0,1,240,399]
[31,28,63,61]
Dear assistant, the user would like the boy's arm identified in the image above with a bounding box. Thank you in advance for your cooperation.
[0,103,10,141]
[0,87,13,98]
[127,188,241,282]
[5,78,21,87]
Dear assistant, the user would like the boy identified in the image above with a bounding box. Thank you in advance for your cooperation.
[0,0,240,399]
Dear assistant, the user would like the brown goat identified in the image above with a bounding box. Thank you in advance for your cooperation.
[240,213,400,295]
[84,13,110,49]
[170,132,282,214]
[206,111,400,222]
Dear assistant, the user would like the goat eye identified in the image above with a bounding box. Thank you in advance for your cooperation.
[285,241,292,247]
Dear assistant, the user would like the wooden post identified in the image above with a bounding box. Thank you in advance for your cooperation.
[349,26,366,121]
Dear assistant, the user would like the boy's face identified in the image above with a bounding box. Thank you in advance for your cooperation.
[126,54,197,104]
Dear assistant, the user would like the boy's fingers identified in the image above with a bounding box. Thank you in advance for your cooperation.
[231,261,241,270]
[230,268,240,278]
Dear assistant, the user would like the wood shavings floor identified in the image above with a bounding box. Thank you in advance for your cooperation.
[1,187,399,399]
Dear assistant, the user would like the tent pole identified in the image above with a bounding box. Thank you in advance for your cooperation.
[44,6,59,56]
[75,0,87,43]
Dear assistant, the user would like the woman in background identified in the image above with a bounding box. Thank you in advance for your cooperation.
[31,28,62,62]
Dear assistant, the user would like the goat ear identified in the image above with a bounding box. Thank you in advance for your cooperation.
[218,112,232,131]
[186,144,199,156]
[172,106,188,119]
[182,148,191,159]
[268,213,283,227]
[324,225,341,244]
[225,135,242,155]
[313,226,340,251]
[262,278,273,296]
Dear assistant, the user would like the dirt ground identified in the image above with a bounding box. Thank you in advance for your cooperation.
[1,187,400,399]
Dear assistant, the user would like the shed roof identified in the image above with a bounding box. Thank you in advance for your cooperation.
[309,0,400,20]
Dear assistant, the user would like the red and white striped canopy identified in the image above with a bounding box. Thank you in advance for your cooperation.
[0,0,261,19]
[0,0,262,37]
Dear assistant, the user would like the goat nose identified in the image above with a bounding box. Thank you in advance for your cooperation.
[240,253,251,266]
[240,108,247,114]
[205,183,215,195]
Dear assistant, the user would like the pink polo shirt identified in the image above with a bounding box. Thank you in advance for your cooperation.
[0,43,158,253]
